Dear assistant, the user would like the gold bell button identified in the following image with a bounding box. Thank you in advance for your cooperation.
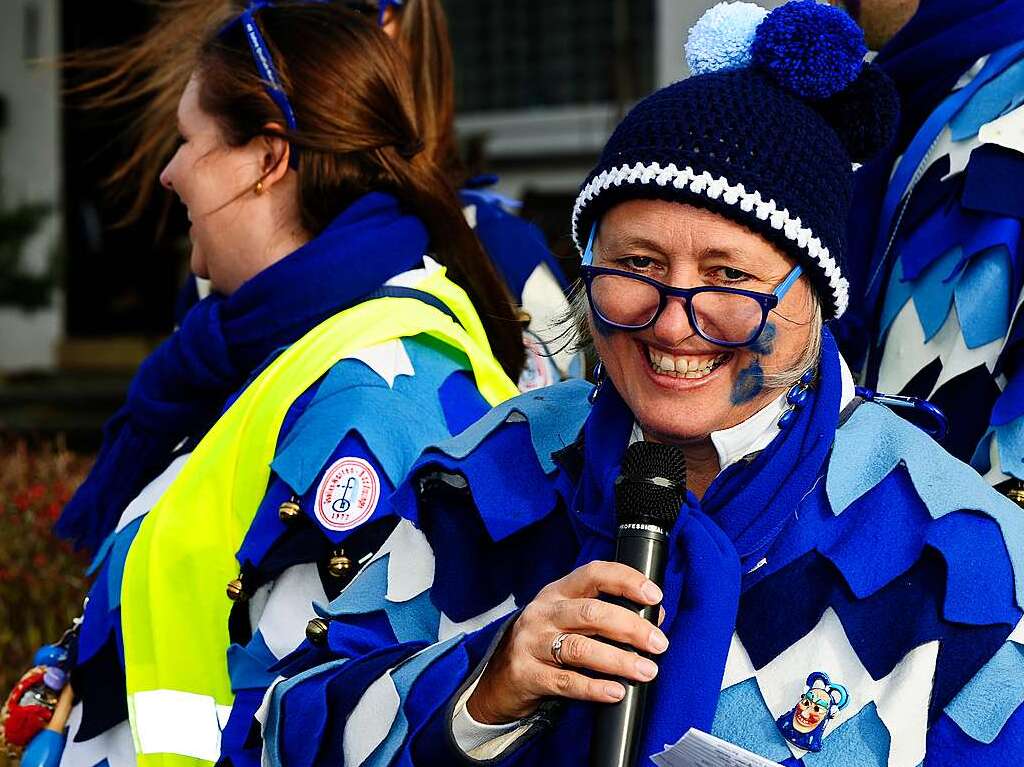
[306,617,329,645]
[226,576,248,602]
[278,497,302,522]
[327,550,353,579]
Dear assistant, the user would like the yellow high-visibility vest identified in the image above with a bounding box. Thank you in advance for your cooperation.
[121,266,518,767]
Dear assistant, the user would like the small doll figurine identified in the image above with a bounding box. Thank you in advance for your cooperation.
[776,671,849,752]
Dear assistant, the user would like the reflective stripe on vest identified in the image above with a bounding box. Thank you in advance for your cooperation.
[121,266,518,767]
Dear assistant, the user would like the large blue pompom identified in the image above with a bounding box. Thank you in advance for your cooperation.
[685,2,769,75]
[751,0,867,100]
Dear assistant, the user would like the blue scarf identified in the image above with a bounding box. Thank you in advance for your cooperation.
[542,329,845,761]
[56,192,427,553]
[840,0,1024,364]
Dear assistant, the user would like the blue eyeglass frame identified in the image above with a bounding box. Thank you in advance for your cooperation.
[579,222,803,348]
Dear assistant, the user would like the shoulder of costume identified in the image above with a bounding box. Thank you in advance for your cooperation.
[828,401,1024,618]
[271,335,474,495]
[398,379,594,543]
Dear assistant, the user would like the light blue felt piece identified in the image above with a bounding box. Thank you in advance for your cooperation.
[879,259,914,339]
[362,634,464,767]
[263,658,350,767]
[430,379,594,474]
[803,703,890,767]
[273,386,449,491]
[908,245,963,342]
[949,58,1024,141]
[955,246,1013,349]
[271,341,460,491]
[106,517,144,609]
[827,402,1024,609]
[995,416,1024,480]
[314,556,390,619]
[711,678,793,763]
[227,631,280,690]
[382,588,441,644]
[945,640,1024,744]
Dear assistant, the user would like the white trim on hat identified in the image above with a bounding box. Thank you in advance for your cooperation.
[571,162,850,317]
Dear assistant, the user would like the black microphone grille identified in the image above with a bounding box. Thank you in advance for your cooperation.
[614,442,686,529]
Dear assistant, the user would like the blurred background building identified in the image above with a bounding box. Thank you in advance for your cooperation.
[0,0,786,444]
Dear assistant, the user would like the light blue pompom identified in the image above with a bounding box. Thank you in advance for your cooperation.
[685,2,769,76]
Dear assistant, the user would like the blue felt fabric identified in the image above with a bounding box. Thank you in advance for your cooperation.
[712,679,794,762]
[948,57,1024,141]
[945,636,1024,744]
[924,707,1024,764]
[878,259,915,340]
[994,416,1024,478]
[803,704,890,767]
[826,401,1024,610]
[227,632,280,691]
[56,192,427,554]
[422,379,594,474]
[271,337,472,492]
[954,245,1012,349]
[903,244,960,343]
[362,635,464,767]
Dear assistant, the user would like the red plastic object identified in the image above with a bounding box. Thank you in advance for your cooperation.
[1,668,55,748]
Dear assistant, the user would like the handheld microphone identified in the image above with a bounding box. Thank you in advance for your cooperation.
[590,442,686,767]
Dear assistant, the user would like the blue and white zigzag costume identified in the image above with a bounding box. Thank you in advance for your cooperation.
[257,328,1024,766]
[840,0,1024,485]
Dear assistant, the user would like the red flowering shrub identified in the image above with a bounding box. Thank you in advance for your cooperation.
[0,439,91,722]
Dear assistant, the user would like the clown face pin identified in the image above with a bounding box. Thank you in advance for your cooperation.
[775,671,849,752]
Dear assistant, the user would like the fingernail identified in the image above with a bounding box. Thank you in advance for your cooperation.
[641,581,663,604]
[605,683,625,701]
[635,658,659,680]
[649,629,669,653]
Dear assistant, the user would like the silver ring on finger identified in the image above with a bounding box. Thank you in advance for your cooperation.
[551,632,572,667]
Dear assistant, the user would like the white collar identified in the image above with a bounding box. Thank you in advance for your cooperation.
[630,353,857,472]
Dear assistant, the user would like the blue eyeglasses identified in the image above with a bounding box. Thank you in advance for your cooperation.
[579,223,803,348]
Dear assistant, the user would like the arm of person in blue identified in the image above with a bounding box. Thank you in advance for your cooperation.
[218,334,495,767]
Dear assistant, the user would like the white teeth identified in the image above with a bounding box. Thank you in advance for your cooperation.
[646,347,727,379]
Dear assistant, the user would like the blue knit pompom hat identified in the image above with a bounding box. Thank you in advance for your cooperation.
[572,0,899,319]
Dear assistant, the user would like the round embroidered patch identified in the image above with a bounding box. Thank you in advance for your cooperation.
[314,457,381,532]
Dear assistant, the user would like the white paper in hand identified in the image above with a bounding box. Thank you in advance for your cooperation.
[651,728,781,767]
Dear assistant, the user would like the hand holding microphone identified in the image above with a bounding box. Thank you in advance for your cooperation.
[465,442,685,765]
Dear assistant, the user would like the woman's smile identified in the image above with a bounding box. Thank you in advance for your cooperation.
[634,342,733,389]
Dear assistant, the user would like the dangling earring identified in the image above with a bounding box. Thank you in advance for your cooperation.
[254,180,265,196]
[589,360,606,404]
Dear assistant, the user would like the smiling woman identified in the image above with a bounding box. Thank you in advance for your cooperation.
[253,4,1024,767]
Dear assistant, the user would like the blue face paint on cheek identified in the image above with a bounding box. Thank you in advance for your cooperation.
[747,322,777,356]
[731,360,764,404]
[731,322,776,405]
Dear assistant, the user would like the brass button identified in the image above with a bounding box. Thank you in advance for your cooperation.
[327,550,353,579]
[278,497,302,522]
[306,618,329,645]
[1007,480,1024,508]
[226,577,248,602]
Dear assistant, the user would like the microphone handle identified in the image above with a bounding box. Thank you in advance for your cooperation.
[589,524,669,767]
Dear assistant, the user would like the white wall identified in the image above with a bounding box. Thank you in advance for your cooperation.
[0,0,63,373]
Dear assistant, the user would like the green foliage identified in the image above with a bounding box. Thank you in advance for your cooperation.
[0,202,55,311]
